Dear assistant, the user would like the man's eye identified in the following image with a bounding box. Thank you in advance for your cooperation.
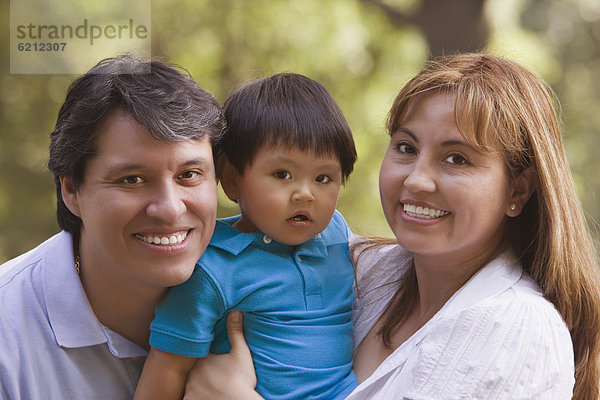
[122,176,143,185]
[274,170,292,180]
[315,174,331,183]
[179,170,199,179]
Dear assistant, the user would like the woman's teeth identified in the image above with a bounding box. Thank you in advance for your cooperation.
[403,204,449,219]
[136,231,188,245]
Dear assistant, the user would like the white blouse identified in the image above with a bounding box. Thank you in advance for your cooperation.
[347,241,574,400]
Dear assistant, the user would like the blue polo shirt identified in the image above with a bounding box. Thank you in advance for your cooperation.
[151,210,358,400]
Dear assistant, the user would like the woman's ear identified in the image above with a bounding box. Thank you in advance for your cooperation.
[218,154,240,202]
[507,168,536,217]
[60,176,82,218]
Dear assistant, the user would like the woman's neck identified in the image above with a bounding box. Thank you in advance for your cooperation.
[412,243,507,314]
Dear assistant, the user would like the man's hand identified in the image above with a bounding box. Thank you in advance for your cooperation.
[183,311,263,400]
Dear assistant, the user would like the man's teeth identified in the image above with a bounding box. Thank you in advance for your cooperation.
[136,231,188,245]
[291,215,308,221]
[403,204,449,219]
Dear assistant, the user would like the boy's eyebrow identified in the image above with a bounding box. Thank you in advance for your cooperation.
[266,155,340,169]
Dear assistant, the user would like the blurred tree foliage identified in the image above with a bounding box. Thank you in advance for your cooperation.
[1,0,599,263]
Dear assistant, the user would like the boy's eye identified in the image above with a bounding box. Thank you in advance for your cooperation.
[274,170,292,180]
[315,174,331,183]
[444,154,468,165]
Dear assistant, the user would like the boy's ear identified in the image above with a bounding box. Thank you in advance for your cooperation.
[218,154,240,202]
[507,168,536,217]
[60,176,82,218]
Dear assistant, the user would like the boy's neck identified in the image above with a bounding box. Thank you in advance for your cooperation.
[232,215,256,233]
[231,216,299,252]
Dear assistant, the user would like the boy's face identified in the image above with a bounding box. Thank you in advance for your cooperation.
[228,145,342,246]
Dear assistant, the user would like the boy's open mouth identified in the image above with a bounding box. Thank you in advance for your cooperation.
[290,214,309,221]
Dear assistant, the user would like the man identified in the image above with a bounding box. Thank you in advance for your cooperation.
[0,55,225,399]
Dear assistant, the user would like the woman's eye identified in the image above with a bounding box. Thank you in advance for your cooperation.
[396,142,416,155]
[444,154,468,165]
[315,174,331,183]
[274,170,292,180]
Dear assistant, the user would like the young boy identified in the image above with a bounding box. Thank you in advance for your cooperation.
[135,73,358,400]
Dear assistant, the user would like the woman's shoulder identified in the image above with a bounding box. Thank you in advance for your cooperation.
[426,274,574,380]
[439,272,571,348]
[350,236,410,349]
[477,273,569,334]
[411,278,574,398]
[350,236,409,284]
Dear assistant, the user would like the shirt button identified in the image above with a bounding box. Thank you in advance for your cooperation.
[263,235,272,244]
[297,256,302,263]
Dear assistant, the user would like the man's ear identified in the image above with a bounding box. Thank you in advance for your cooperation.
[507,168,536,217]
[218,154,240,203]
[60,176,82,218]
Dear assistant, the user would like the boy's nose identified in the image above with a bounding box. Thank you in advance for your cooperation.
[291,182,315,202]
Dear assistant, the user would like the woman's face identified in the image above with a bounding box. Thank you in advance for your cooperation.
[379,92,515,266]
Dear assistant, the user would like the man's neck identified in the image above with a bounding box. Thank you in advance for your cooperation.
[87,278,163,349]
[78,265,165,350]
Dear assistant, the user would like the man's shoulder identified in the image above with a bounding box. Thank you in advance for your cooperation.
[0,232,68,284]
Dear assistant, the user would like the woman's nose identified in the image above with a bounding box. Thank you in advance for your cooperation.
[403,160,437,193]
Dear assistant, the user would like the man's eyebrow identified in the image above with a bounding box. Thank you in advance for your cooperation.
[105,158,212,175]
[180,158,212,168]
[105,163,143,175]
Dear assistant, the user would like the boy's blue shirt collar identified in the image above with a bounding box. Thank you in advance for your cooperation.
[209,213,348,259]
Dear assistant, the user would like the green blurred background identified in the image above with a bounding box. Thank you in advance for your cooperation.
[1,0,599,263]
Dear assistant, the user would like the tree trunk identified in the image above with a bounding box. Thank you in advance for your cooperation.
[361,0,489,58]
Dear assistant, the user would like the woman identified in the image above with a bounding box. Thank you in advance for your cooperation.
[348,52,600,399]
[184,53,600,399]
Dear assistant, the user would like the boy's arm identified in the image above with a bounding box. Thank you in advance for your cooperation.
[134,347,197,400]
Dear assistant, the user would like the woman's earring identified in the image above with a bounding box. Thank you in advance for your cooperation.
[509,203,517,212]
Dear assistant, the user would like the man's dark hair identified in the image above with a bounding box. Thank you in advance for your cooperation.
[222,73,356,183]
[47,55,225,236]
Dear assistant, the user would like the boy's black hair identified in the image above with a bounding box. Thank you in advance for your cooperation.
[222,73,356,183]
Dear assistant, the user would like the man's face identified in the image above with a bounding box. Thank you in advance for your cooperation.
[62,110,217,292]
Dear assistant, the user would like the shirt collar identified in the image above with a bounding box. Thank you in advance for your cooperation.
[440,249,523,317]
[209,214,348,260]
[43,231,146,358]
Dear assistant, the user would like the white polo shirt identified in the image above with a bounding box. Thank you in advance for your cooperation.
[348,241,575,399]
[0,232,147,400]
